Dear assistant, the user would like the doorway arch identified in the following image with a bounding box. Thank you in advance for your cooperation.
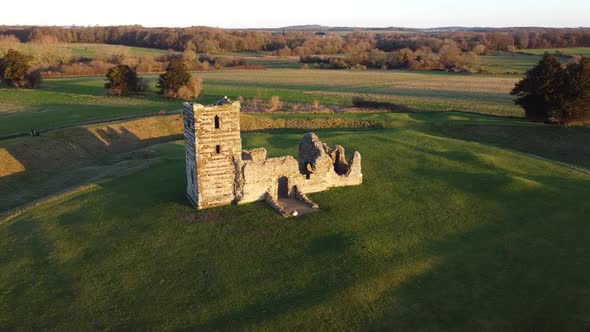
[278,176,289,199]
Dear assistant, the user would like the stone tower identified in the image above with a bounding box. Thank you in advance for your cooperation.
[183,101,242,209]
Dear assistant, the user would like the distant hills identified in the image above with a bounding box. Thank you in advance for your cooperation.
[2,24,588,33]
[257,25,590,33]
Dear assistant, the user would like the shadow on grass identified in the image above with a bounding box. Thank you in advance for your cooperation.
[187,231,364,330]
[367,168,590,331]
[192,131,590,330]
[2,126,590,330]
[0,152,194,329]
[429,120,590,170]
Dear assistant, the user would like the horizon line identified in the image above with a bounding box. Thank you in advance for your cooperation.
[2,23,589,30]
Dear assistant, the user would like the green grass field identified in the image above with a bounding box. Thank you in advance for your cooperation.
[231,51,551,73]
[480,53,543,73]
[197,70,521,116]
[238,53,543,73]
[1,115,589,329]
[1,67,590,329]
[242,55,303,69]
[0,69,522,137]
[0,78,178,137]
[524,47,590,57]
[16,42,176,59]
[481,47,590,74]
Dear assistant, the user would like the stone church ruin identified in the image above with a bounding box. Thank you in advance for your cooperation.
[183,100,363,217]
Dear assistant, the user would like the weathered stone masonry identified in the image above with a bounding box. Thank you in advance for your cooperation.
[183,101,363,216]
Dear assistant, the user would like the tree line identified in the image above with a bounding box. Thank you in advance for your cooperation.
[1,26,590,55]
[0,34,257,78]
[300,40,480,71]
[0,47,202,101]
[2,47,588,125]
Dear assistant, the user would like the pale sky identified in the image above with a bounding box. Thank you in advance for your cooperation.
[1,0,588,28]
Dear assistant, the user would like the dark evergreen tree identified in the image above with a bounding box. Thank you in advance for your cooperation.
[512,54,590,125]
[511,53,563,122]
[104,64,140,96]
[554,57,590,124]
[157,60,191,98]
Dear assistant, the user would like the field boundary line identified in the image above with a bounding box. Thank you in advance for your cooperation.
[518,152,590,176]
[0,184,101,224]
[463,137,590,176]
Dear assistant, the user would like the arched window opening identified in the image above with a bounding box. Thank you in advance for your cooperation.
[214,115,220,129]
[216,145,221,154]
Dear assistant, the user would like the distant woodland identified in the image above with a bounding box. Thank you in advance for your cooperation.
[1,26,590,75]
[1,26,590,54]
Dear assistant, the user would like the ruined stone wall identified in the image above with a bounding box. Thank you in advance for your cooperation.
[183,103,198,206]
[238,153,302,203]
[236,136,363,205]
[296,133,363,194]
[183,101,362,211]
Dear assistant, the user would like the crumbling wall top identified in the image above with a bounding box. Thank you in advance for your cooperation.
[242,148,267,162]
[298,132,332,175]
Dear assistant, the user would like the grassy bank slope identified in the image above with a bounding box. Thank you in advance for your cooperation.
[0,114,182,211]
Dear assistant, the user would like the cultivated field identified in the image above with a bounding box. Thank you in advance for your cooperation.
[0,69,522,137]
[198,69,521,116]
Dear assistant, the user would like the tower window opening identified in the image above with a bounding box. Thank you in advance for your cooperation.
[216,145,221,154]
[214,115,220,129]
[305,162,312,180]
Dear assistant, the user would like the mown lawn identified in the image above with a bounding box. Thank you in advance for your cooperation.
[1,119,589,330]
[0,69,523,137]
